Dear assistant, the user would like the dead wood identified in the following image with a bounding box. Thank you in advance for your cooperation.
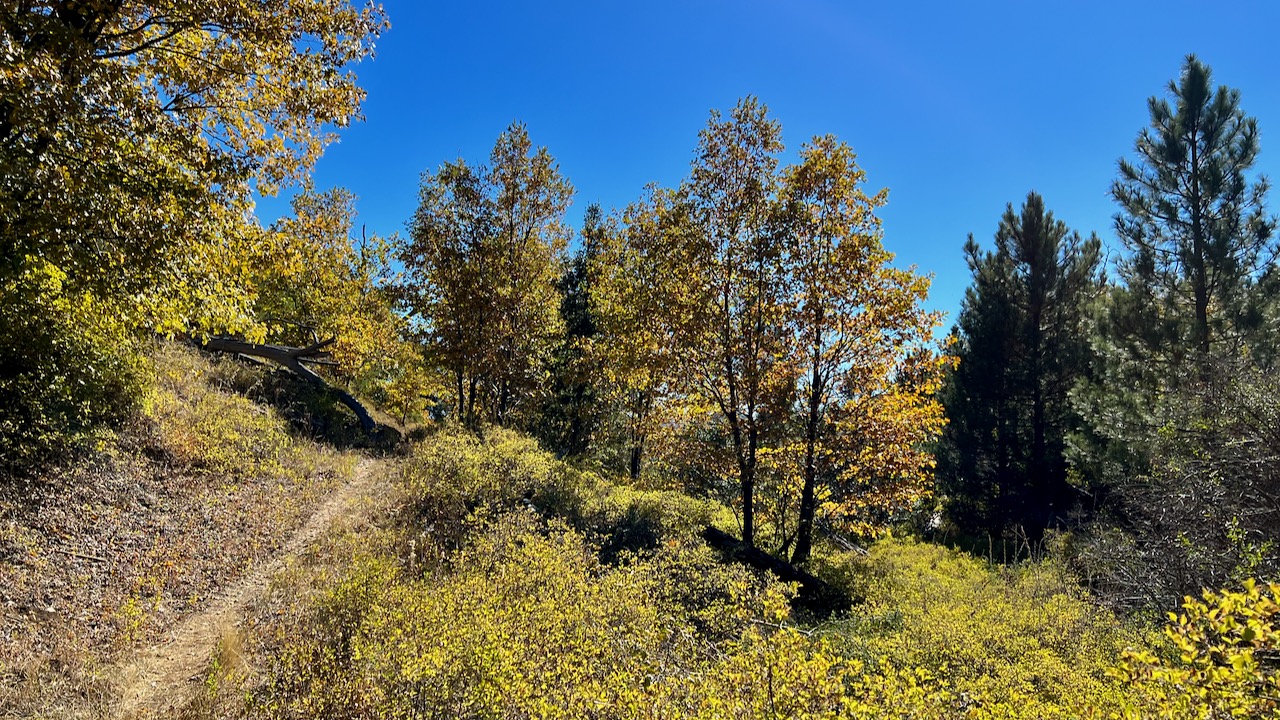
[194,336,376,434]
[702,526,851,616]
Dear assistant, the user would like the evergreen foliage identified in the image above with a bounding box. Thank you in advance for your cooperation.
[1068,55,1280,608]
[536,204,607,458]
[938,192,1102,540]
[1111,54,1277,367]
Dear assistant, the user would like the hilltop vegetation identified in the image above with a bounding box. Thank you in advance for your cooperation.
[1,2,1278,717]
[199,429,1272,719]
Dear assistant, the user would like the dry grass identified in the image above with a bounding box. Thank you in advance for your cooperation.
[0,344,361,718]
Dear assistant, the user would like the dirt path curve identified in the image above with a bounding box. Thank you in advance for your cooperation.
[112,457,388,719]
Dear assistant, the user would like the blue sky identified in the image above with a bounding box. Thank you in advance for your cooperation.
[258,0,1280,325]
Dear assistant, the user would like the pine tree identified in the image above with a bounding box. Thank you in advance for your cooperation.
[939,192,1102,540]
[1111,54,1277,369]
[537,204,607,457]
[1070,56,1280,608]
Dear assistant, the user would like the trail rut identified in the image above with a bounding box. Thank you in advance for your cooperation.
[112,458,387,719]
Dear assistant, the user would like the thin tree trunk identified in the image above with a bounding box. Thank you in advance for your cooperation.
[466,376,477,426]
[455,367,465,425]
[793,364,824,565]
[629,443,644,481]
[1189,129,1211,360]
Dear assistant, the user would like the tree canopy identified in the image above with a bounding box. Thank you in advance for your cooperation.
[402,122,572,427]
[0,1,386,469]
[1111,54,1277,367]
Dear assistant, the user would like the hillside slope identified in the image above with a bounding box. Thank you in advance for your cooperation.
[0,344,374,718]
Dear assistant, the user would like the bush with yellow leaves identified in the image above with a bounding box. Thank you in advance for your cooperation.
[819,538,1142,719]
[247,427,1280,720]
[401,427,715,560]
[1116,579,1280,719]
[255,510,774,719]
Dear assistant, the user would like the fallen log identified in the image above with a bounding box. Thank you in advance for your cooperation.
[702,526,851,616]
[195,336,376,434]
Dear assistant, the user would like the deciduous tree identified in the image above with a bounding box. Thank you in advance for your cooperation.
[779,135,948,564]
[680,98,791,548]
[402,123,571,426]
[593,187,696,480]
[256,187,412,403]
[0,1,386,469]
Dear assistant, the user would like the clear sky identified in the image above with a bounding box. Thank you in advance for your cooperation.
[257,0,1280,325]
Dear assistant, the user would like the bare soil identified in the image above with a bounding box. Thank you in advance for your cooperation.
[112,458,386,719]
[0,428,375,719]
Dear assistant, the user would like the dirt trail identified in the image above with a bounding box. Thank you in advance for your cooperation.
[112,457,387,719]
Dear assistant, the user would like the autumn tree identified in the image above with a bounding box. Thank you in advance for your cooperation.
[255,187,428,421]
[592,187,699,480]
[778,136,948,564]
[0,1,385,470]
[402,123,572,427]
[678,98,792,548]
[937,192,1102,541]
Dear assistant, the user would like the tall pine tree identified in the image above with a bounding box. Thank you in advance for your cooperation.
[939,192,1102,540]
[1070,56,1280,608]
[1111,54,1277,369]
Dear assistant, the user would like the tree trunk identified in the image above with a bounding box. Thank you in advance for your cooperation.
[196,336,376,433]
[1189,128,1211,360]
[792,366,824,565]
[629,442,643,481]
[455,368,465,425]
[703,526,849,616]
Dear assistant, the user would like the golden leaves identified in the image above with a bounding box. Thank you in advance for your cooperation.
[1,0,386,337]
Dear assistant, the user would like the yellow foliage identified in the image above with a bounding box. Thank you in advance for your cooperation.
[256,511,775,719]
[825,538,1142,719]
[1116,579,1280,719]
[252,427,1276,720]
[401,428,716,558]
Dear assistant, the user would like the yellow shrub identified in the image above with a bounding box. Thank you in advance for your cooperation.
[401,427,714,558]
[255,428,1215,720]
[255,511,777,719]
[147,344,293,477]
[1116,579,1280,719]
[827,538,1140,718]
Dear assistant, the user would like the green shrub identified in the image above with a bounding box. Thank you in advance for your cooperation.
[0,256,147,477]
[400,427,714,558]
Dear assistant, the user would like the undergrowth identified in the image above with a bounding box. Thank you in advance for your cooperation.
[220,427,1279,719]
